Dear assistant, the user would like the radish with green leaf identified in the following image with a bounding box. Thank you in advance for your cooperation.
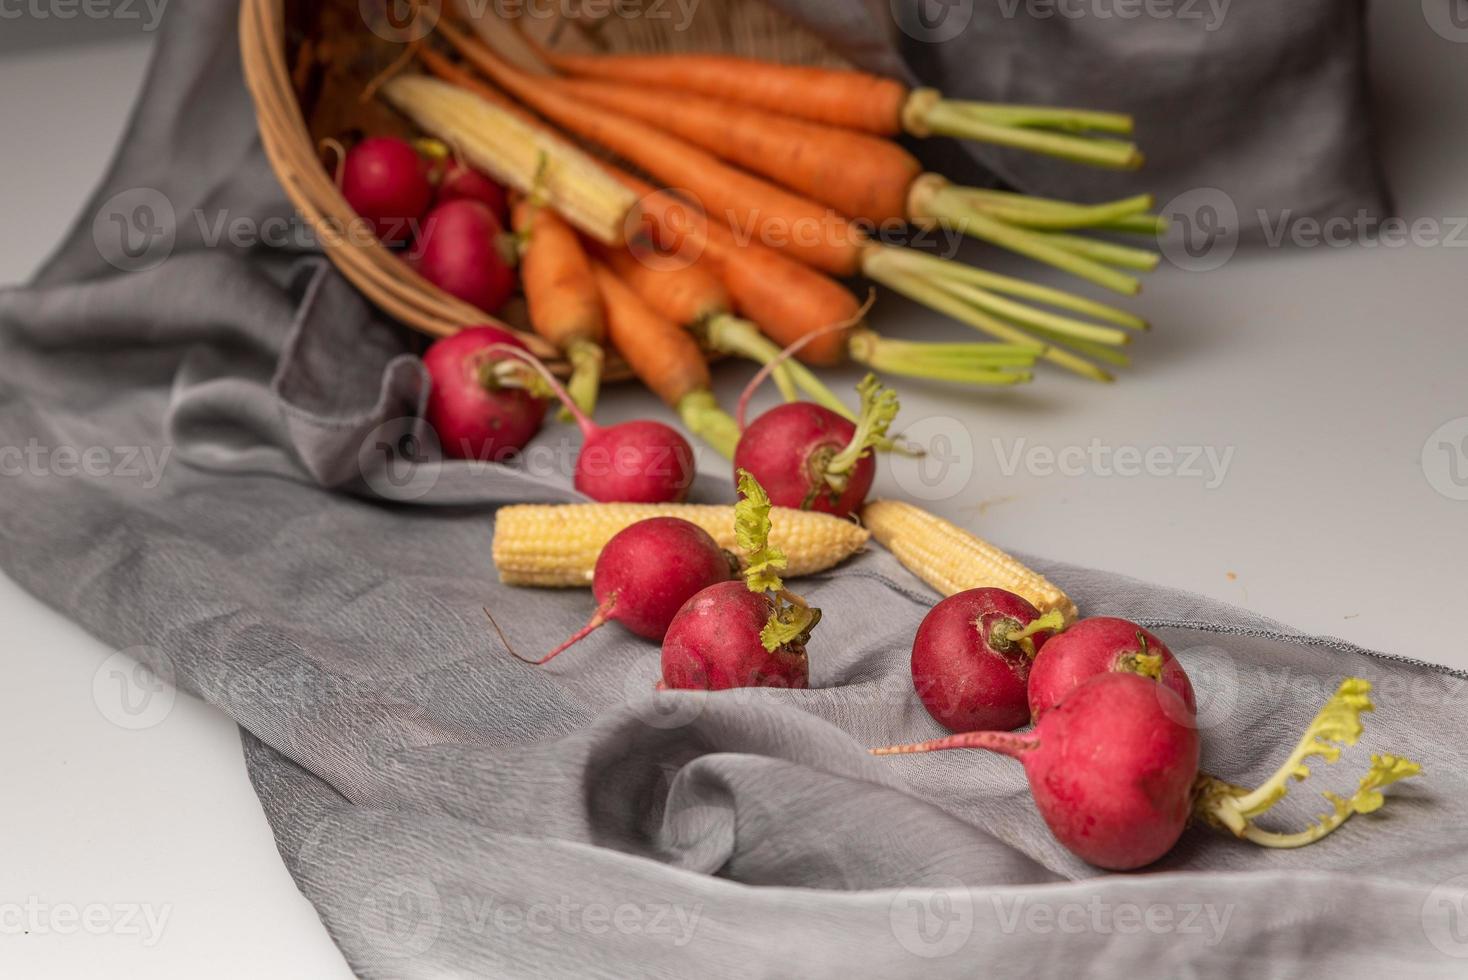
[423,326,547,461]
[1027,617,1195,721]
[875,676,1421,869]
[660,471,820,690]
[733,374,898,516]
[910,587,1066,733]
[502,516,735,666]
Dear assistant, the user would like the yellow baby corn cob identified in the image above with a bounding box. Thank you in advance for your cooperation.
[861,499,1077,622]
[494,503,869,587]
[380,75,636,244]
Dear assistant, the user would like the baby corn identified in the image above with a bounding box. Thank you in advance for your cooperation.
[861,499,1077,622]
[381,75,636,243]
[494,503,868,587]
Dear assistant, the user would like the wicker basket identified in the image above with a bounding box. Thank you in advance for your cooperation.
[238,0,847,374]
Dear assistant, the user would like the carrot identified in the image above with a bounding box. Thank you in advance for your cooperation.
[528,48,910,136]
[438,21,868,278]
[616,178,857,367]
[547,76,921,225]
[613,177,1037,387]
[523,42,1144,171]
[597,244,730,327]
[596,244,850,413]
[589,259,741,457]
[533,76,1160,295]
[513,200,605,415]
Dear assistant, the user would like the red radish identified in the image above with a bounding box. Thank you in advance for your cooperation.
[1027,617,1195,722]
[878,674,1424,867]
[435,161,509,222]
[486,345,696,503]
[733,374,897,516]
[340,136,433,245]
[910,588,1066,733]
[423,326,547,461]
[875,672,1201,870]
[508,517,735,664]
[661,471,819,690]
[410,199,516,315]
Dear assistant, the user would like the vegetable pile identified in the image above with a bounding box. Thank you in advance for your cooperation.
[318,11,1426,877]
[315,10,1179,469]
[490,494,1423,872]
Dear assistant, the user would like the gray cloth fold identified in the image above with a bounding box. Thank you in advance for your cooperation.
[1,4,1454,978]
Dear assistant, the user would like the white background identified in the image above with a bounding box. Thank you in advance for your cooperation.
[1,5,1465,976]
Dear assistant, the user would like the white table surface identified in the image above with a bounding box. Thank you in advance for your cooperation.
[2,7,1465,976]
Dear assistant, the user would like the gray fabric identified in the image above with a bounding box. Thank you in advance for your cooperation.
[1,5,1453,979]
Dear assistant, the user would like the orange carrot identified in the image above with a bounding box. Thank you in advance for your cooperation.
[616,177,859,367]
[535,74,1151,296]
[594,243,853,410]
[544,76,922,224]
[529,47,909,136]
[513,200,605,413]
[590,259,707,408]
[438,22,869,278]
[596,244,732,328]
[590,259,741,456]
[520,41,1144,173]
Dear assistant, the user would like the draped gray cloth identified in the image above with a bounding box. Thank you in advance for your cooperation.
[2,4,1456,978]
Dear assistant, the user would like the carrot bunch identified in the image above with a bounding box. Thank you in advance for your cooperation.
[525,43,1163,296]
[524,44,1144,172]
[383,15,1164,417]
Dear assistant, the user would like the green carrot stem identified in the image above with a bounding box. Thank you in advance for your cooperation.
[1041,233,1162,271]
[946,100,1136,136]
[925,101,1143,170]
[702,313,800,402]
[1105,213,1171,235]
[864,257,1109,383]
[874,363,1034,386]
[877,247,1147,330]
[675,390,741,458]
[919,186,1141,295]
[954,188,1167,235]
[936,278,1131,347]
[1015,325,1134,368]
[850,335,1043,366]
[563,338,604,419]
[850,337,1040,377]
[959,192,1155,231]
